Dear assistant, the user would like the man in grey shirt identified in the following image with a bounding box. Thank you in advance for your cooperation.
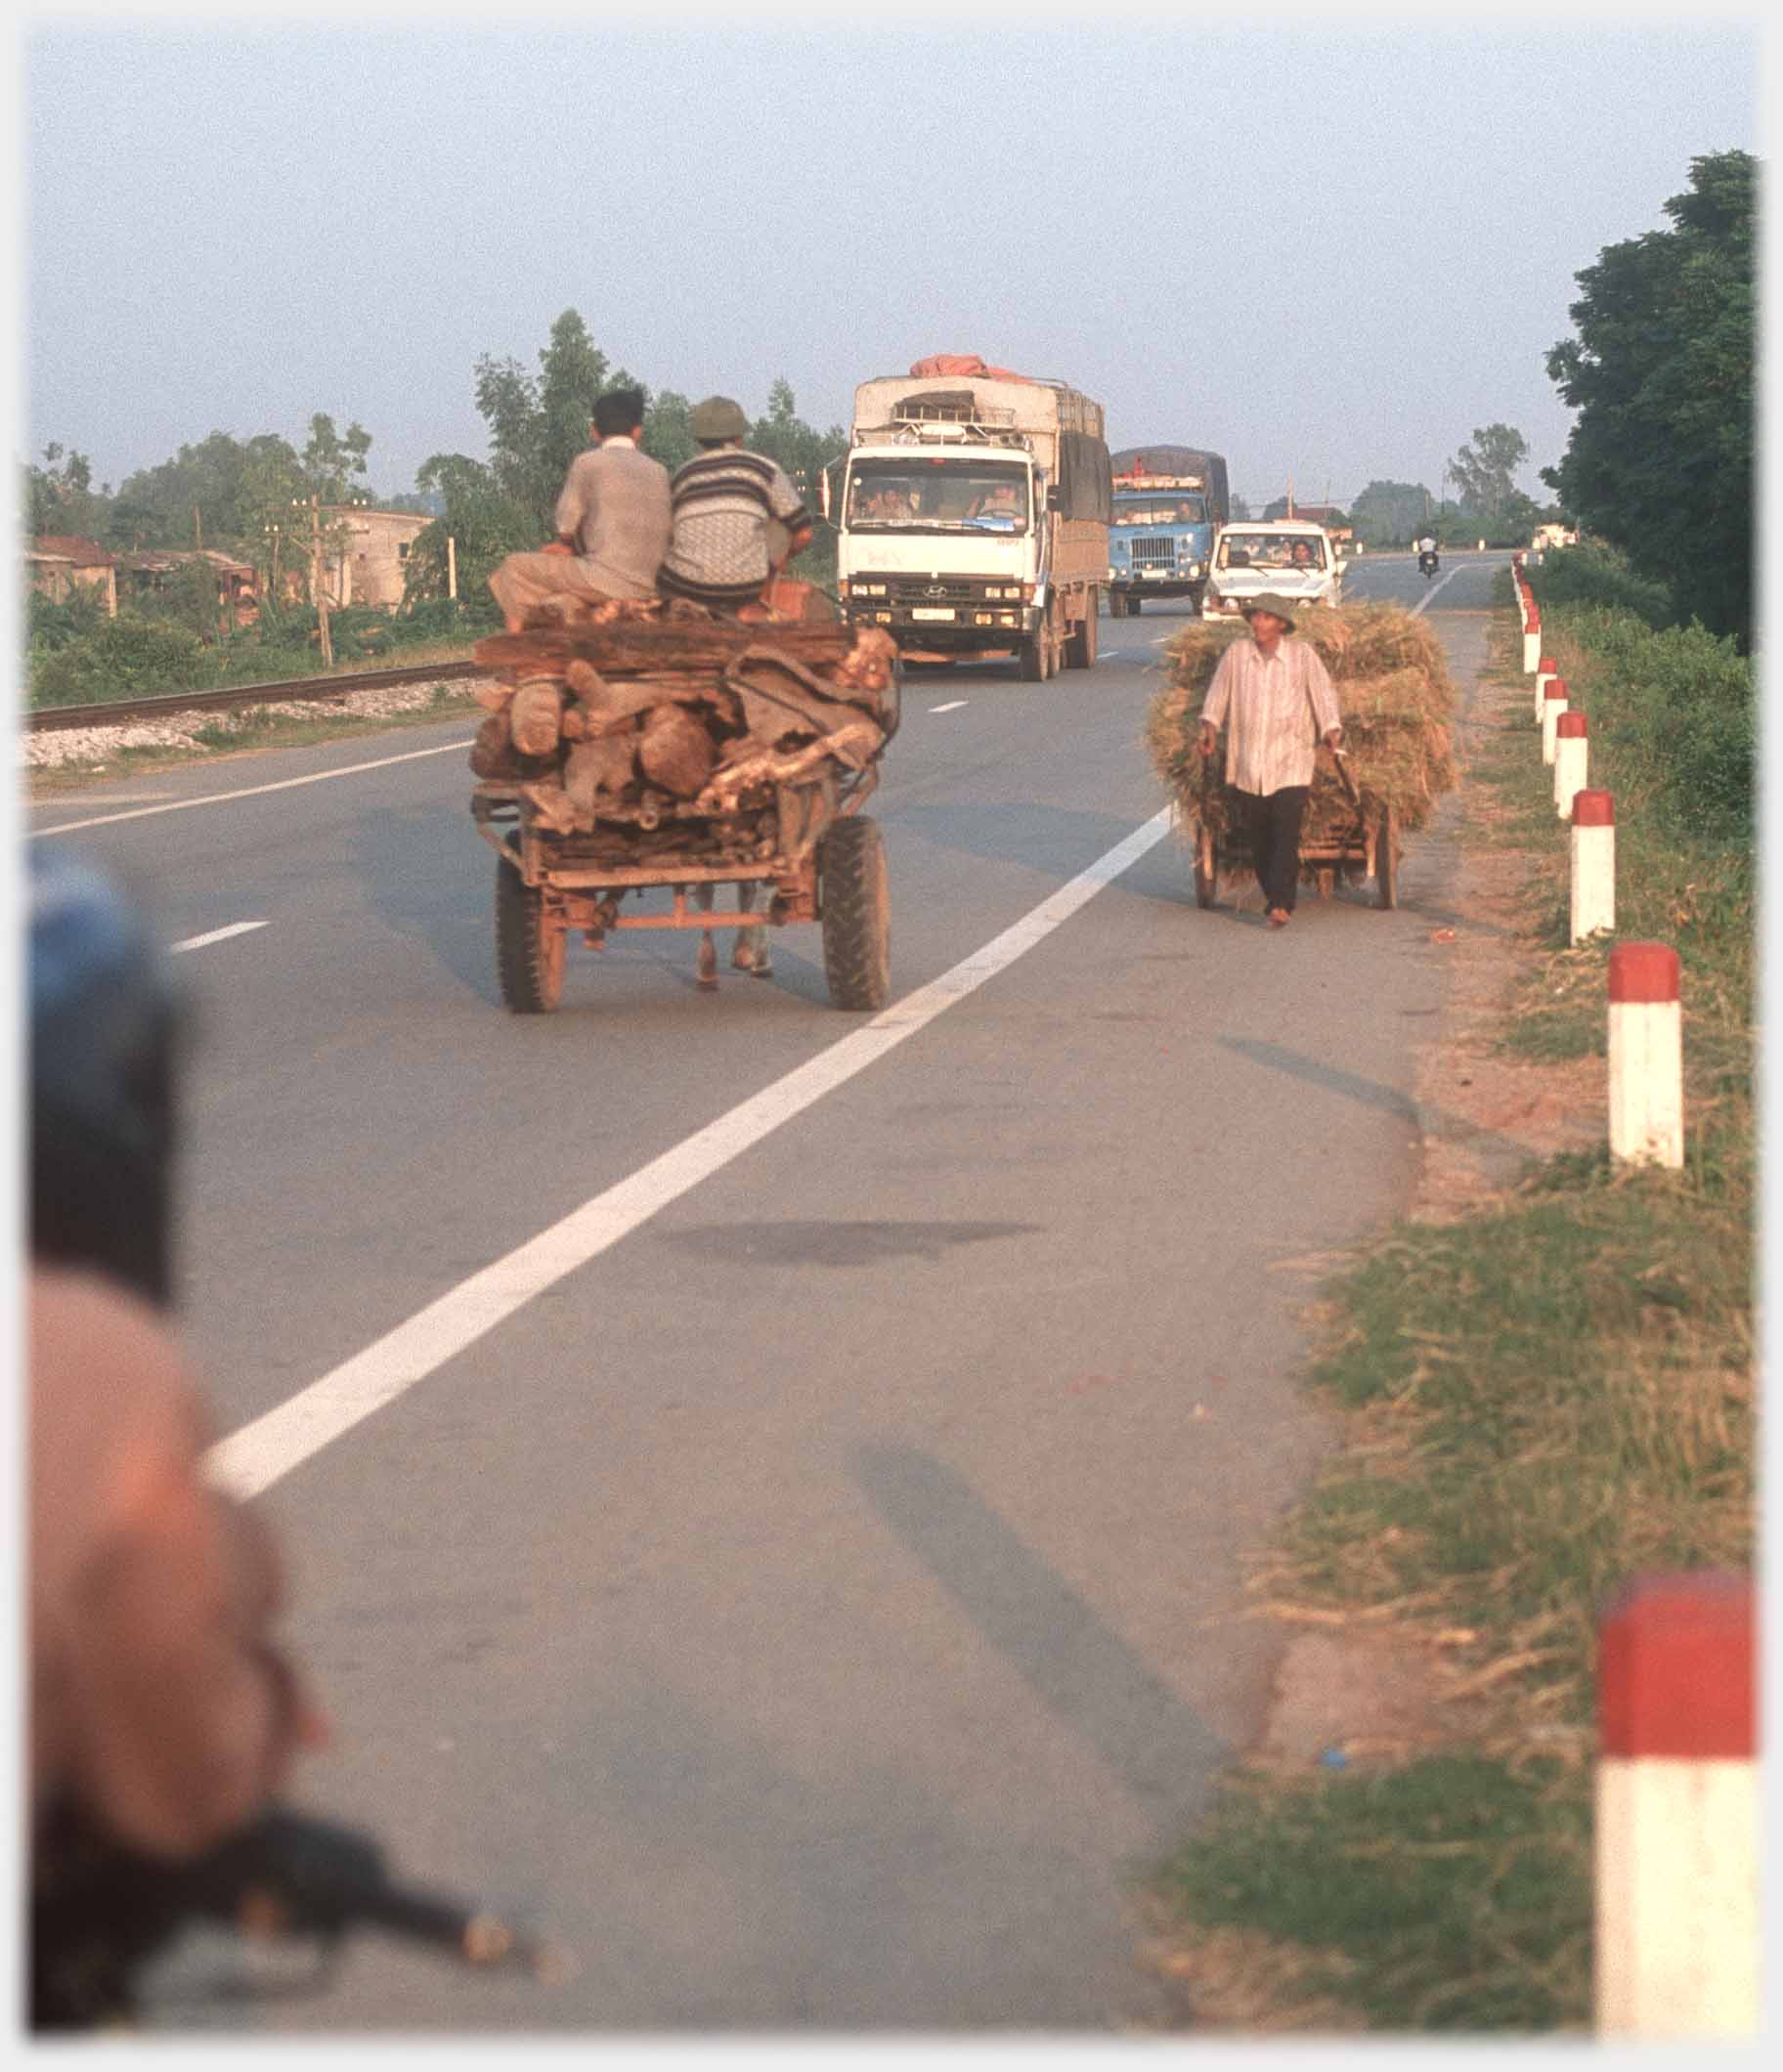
[488,388,672,631]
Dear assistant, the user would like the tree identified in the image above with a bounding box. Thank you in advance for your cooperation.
[473,308,613,531]
[25,443,105,539]
[300,413,372,503]
[1544,149,1755,645]
[1348,480,1434,548]
[1230,494,1252,521]
[746,377,848,509]
[1447,423,1531,528]
[402,452,534,614]
[642,390,699,472]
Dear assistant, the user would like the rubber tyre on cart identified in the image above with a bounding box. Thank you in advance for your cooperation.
[1064,593,1099,669]
[1194,825,1218,910]
[496,833,566,1013]
[819,815,891,1011]
[1375,807,1398,910]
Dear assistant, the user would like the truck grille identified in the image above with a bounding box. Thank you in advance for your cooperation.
[889,577,987,605]
[1129,536,1177,569]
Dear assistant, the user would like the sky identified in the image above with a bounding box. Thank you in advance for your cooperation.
[13,10,1767,518]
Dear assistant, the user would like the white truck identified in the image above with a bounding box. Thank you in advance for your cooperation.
[827,366,1111,680]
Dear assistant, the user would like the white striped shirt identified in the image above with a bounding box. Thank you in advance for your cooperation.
[1200,635,1341,795]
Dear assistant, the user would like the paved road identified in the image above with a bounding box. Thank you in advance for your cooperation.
[29,552,1507,2030]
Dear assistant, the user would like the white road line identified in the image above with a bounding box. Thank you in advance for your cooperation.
[29,738,474,840]
[929,700,969,713]
[171,921,268,955]
[1412,568,1462,615]
[1152,633,1172,644]
[205,806,1175,1500]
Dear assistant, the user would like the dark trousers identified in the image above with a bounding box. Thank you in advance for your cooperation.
[1239,785,1309,913]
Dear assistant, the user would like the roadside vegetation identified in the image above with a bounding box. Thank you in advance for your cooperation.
[1144,543,1755,2033]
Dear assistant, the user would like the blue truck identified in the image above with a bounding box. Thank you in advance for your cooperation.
[1105,445,1230,617]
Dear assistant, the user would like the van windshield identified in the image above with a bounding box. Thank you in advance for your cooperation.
[1217,532,1328,572]
[1112,496,1206,527]
[846,462,1029,532]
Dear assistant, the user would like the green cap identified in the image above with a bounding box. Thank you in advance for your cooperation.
[1239,592,1298,631]
[690,395,748,441]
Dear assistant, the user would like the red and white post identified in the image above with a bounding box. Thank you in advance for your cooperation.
[1554,711,1588,818]
[1595,1571,1757,2036]
[1608,942,1683,1168]
[1570,789,1615,942]
[1541,678,1569,765]
[1534,653,1559,722]
[1522,609,1543,674]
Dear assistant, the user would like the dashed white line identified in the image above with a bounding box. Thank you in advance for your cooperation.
[171,921,269,955]
[929,700,970,713]
[29,738,475,840]
[204,805,1176,1500]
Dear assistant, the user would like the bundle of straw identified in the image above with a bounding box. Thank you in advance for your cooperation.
[1143,605,1457,863]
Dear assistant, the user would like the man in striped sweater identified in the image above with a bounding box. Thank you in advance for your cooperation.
[659,396,814,614]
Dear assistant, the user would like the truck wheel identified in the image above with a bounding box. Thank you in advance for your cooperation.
[1065,595,1099,669]
[496,834,566,1013]
[1020,631,1047,681]
[1109,590,1127,620]
[819,815,891,1011]
[1128,593,1142,616]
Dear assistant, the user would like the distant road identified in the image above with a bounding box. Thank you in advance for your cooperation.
[36,568,1503,2029]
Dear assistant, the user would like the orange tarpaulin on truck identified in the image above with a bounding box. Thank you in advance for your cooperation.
[908,354,1037,383]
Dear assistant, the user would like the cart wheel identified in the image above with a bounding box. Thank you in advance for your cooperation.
[496,834,566,1013]
[819,815,891,1012]
[1194,826,1217,909]
[1376,809,1398,910]
[1318,867,1335,900]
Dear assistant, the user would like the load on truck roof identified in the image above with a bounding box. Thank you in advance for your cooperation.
[851,371,1104,446]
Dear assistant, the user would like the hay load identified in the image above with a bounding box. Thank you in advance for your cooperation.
[1144,603,1458,872]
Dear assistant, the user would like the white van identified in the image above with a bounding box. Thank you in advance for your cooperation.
[1201,520,1341,620]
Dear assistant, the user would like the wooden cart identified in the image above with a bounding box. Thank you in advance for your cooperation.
[468,625,898,1014]
[1192,754,1398,912]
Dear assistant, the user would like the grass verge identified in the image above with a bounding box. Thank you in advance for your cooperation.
[1144,583,1754,2035]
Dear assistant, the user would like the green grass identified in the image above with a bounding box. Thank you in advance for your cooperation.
[1144,586,1755,2034]
[1155,1757,1592,2031]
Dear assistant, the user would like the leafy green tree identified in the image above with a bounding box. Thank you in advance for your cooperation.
[642,390,699,472]
[402,452,533,616]
[1544,149,1755,645]
[1348,480,1434,548]
[748,377,848,506]
[300,413,372,503]
[24,443,105,539]
[1447,423,1530,529]
[473,308,614,531]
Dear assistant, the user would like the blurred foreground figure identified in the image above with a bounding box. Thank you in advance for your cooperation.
[26,851,321,1862]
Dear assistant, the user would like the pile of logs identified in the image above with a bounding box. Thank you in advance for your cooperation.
[468,600,898,836]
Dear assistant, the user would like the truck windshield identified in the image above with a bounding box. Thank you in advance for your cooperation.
[1112,496,1206,527]
[1217,532,1328,572]
[846,462,1029,532]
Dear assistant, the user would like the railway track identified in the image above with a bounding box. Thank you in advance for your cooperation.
[27,658,489,733]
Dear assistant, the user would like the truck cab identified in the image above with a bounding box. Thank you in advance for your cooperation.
[1107,474,1215,617]
[1201,519,1342,620]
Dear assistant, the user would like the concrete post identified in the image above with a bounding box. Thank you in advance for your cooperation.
[1570,790,1615,942]
[1522,616,1542,673]
[1596,1572,1756,2036]
[1554,711,1588,817]
[1542,679,1569,765]
[1535,654,1558,721]
[1608,942,1683,1168]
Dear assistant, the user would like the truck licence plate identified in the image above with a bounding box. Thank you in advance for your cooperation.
[911,607,955,622]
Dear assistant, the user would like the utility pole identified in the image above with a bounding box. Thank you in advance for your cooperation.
[447,534,457,602]
[307,495,333,668]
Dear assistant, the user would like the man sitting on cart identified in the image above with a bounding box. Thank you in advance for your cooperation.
[487,388,672,633]
[658,396,825,620]
[1197,591,1343,929]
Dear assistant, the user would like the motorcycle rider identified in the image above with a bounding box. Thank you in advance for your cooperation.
[1416,531,1440,577]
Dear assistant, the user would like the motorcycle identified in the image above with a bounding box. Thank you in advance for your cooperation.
[1417,548,1440,579]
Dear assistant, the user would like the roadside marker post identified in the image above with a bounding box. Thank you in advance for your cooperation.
[1569,790,1615,942]
[1554,711,1588,818]
[1534,654,1559,721]
[1523,614,1542,673]
[1607,942,1683,1168]
[1541,678,1569,765]
[1595,1571,1756,2036]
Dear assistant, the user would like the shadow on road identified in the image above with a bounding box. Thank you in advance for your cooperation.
[853,1442,1228,1827]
